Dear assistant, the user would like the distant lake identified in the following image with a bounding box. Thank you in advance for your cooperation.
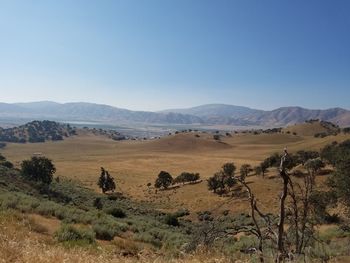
[63,121,102,125]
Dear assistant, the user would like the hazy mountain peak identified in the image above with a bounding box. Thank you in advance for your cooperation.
[0,101,349,127]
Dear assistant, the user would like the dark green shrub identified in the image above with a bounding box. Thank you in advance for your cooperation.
[324,214,340,224]
[93,197,103,210]
[164,214,179,226]
[21,156,56,184]
[105,207,126,218]
[1,161,14,169]
[213,134,220,140]
[174,172,200,184]
[92,222,119,240]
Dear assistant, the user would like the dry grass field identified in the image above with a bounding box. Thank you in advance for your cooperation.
[3,123,350,217]
[1,210,250,263]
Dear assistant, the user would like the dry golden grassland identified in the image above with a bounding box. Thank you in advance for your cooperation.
[1,210,350,263]
[2,210,252,263]
[2,123,350,263]
[3,126,350,217]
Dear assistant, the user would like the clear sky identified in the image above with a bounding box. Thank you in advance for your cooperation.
[0,0,349,111]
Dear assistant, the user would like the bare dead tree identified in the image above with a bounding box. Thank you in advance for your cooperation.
[236,174,279,263]
[205,148,318,261]
[235,149,290,261]
[276,148,289,262]
[287,171,316,255]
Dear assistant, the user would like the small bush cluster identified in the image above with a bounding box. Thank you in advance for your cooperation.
[0,154,13,169]
[54,224,95,244]
[104,206,126,218]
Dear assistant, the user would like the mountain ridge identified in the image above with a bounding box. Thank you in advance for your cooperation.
[0,101,349,127]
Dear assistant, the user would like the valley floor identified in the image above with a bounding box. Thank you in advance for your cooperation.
[2,130,349,216]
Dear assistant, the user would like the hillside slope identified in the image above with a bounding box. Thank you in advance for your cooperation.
[0,120,77,143]
[283,120,341,136]
[138,132,232,152]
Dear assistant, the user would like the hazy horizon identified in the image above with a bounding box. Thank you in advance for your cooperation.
[1,100,349,112]
[1,1,349,111]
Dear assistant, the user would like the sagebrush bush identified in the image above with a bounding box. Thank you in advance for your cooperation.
[36,201,58,216]
[54,224,95,244]
[0,172,193,251]
[0,193,19,209]
[92,220,122,240]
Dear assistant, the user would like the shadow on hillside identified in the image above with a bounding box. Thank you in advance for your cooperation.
[158,179,203,191]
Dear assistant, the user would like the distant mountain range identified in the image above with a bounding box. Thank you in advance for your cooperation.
[0,101,349,127]
[0,101,202,125]
[161,104,350,127]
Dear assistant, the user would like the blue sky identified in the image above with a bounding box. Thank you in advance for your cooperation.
[0,0,349,111]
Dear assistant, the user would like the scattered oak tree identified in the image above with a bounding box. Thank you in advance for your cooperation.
[97,167,116,193]
[207,174,221,193]
[207,163,237,195]
[174,172,200,185]
[154,171,173,189]
[21,156,56,184]
[240,164,253,180]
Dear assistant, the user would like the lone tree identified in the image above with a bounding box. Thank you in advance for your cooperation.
[21,156,56,184]
[155,171,173,189]
[97,167,116,193]
[207,174,221,193]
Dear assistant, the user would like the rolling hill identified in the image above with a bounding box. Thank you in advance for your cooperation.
[0,120,77,143]
[139,132,232,153]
